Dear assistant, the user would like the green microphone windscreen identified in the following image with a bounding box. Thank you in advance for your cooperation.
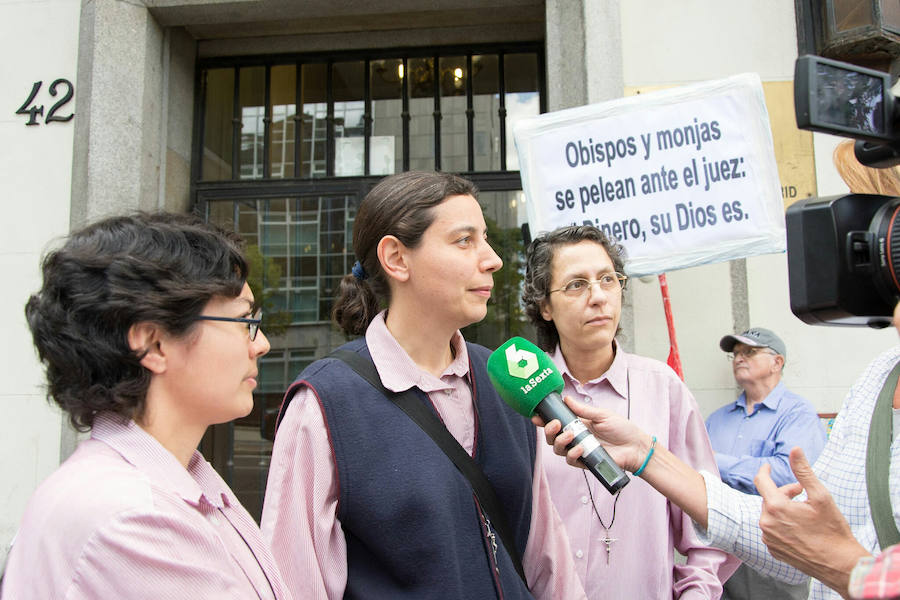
[487,337,565,417]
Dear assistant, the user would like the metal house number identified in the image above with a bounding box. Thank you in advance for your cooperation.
[16,79,75,126]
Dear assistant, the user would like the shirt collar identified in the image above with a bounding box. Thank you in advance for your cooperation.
[91,412,229,509]
[735,381,786,413]
[365,310,470,393]
[550,340,628,399]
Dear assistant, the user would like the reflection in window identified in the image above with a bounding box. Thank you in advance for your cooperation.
[473,55,501,171]
[239,66,266,179]
[408,57,436,172]
[270,65,297,179]
[334,61,366,176]
[208,196,356,325]
[370,58,402,175]
[440,56,467,173]
[202,69,234,181]
[200,46,541,180]
[505,54,541,171]
[302,63,328,178]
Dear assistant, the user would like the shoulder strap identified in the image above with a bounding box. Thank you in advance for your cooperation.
[330,348,529,587]
[866,359,900,549]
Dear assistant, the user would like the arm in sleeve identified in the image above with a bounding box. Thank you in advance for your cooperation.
[522,428,587,600]
[698,471,810,584]
[666,382,741,599]
[261,386,346,600]
[849,545,899,599]
[66,511,262,600]
[714,406,827,494]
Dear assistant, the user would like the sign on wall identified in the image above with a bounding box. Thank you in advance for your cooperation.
[514,73,785,276]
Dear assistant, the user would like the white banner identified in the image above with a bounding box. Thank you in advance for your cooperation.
[514,73,785,276]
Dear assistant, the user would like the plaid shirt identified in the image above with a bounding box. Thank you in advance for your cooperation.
[698,345,900,600]
[850,544,900,599]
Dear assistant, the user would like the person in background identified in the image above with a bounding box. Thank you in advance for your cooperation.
[535,140,900,600]
[520,224,738,599]
[1,212,291,599]
[707,327,826,599]
[261,171,585,600]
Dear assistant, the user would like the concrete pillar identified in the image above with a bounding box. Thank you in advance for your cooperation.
[545,0,588,111]
[70,0,164,230]
[545,0,633,349]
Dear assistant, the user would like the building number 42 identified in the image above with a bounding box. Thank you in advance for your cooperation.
[16,79,74,126]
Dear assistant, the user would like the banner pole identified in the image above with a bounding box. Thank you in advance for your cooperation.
[658,273,684,380]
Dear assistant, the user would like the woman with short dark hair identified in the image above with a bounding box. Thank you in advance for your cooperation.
[2,212,291,599]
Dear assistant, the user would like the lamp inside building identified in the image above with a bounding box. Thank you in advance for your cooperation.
[797,0,900,69]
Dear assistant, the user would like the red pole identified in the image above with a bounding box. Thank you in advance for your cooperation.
[658,273,684,380]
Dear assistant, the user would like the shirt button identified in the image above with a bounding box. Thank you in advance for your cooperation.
[581,496,589,504]
[575,550,584,559]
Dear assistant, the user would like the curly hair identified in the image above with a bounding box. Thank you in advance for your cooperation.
[332,171,479,336]
[25,212,248,430]
[522,225,626,351]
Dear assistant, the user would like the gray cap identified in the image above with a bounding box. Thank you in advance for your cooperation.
[719,327,786,358]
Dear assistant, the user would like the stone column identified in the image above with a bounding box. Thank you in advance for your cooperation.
[70,0,164,230]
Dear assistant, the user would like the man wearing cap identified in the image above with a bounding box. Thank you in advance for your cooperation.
[706,327,827,600]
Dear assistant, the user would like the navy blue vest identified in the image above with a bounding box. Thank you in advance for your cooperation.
[285,338,535,599]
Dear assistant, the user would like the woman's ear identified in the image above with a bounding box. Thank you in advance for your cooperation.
[376,235,410,283]
[127,322,167,374]
[540,299,554,322]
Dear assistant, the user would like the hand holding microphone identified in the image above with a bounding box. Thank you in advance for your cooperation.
[537,397,653,476]
[487,337,630,494]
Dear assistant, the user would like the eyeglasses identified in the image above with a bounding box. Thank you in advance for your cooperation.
[727,347,776,361]
[194,309,263,341]
[548,273,628,297]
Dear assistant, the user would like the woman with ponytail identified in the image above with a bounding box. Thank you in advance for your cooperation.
[261,171,585,600]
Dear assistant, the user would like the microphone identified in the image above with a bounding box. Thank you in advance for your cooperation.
[487,337,629,494]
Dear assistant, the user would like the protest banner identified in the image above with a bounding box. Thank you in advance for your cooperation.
[514,73,785,276]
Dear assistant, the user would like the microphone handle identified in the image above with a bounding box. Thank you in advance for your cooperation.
[536,392,629,494]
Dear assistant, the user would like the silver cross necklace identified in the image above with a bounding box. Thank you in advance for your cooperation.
[581,367,630,566]
[583,470,621,565]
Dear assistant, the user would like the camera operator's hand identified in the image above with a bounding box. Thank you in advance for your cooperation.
[756,447,871,598]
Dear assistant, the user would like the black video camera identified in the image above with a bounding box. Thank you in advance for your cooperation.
[788,55,900,328]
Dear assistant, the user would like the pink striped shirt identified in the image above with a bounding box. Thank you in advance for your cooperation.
[543,345,740,599]
[1,413,291,600]
[260,312,586,599]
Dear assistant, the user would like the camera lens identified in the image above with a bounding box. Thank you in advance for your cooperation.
[869,197,900,305]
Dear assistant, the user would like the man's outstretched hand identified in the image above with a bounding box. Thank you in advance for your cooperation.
[756,447,871,598]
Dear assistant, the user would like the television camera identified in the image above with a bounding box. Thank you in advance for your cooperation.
[789,54,900,328]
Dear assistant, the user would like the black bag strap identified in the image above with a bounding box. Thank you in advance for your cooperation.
[330,348,529,586]
[866,358,900,549]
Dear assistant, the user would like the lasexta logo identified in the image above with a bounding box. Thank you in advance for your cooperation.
[505,344,539,379]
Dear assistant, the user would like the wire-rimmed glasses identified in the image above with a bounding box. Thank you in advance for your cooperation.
[548,272,628,298]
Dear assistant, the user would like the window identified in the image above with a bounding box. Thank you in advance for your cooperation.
[197,45,544,182]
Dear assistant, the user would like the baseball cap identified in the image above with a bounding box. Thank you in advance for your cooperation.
[719,327,787,358]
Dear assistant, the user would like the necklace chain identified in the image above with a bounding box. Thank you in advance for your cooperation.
[580,365,629,532]
[582,469,620,530]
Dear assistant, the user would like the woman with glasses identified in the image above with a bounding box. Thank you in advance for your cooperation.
[261,171,585,600]
[521,224,738,599]
[1,212,291,599]
[536,143,900,600]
